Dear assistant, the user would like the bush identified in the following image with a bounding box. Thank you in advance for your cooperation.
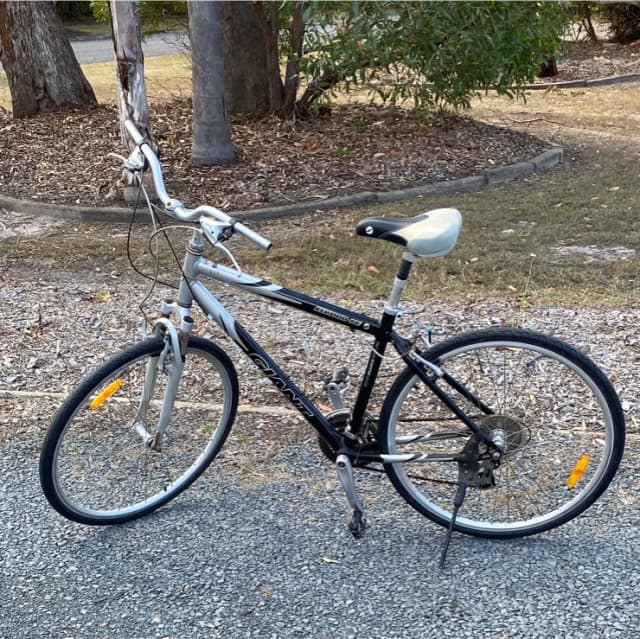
[301,1,570,112]
[602,2,640,43]
[89,1,187,33]
[54,1,94,20]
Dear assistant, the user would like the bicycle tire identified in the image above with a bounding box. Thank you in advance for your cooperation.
[39,336,238,525]
[379,328,625,539]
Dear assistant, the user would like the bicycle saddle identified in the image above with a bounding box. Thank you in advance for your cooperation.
[355,208,462,258]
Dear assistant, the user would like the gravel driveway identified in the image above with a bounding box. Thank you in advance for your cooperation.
[2,439,639,639]
[1,213,639,639]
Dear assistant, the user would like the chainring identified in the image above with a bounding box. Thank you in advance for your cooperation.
[317,411,379,466]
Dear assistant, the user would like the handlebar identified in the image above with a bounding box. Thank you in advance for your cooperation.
[124,119,145,146]
[122,120,272,251]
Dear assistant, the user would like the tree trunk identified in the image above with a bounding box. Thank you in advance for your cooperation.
[252,1,283,113]
[537,56,559,78]
[108,0,152,146]
[296,68,343,117]
[219,1,270,116]
[0,0,96,118]
[189,0,235,166]
[280,1,305,119]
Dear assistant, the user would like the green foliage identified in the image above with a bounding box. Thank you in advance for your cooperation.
[89,1,109,24]
[89,1,187,34]
[54,2,94,20]
[298,1,570,112]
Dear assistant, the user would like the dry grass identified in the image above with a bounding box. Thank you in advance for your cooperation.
[227,85,640,308]
[0,54,191,112]
[87,54,192,104]
[0,70,9,111]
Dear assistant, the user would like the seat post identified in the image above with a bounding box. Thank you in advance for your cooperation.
[385,252,417,315]
[350,252,417,432]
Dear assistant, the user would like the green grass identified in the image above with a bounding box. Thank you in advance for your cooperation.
[62,19,112,39]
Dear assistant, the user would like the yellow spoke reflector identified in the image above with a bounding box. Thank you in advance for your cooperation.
[89,378,123,409]
[566,454,590,489]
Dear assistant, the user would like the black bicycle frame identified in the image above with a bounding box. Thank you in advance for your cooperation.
[179,251,495,462]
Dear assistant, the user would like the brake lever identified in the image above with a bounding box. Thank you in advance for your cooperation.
[201,220,227,246]
[201,218,237,251]
[106,152,127,165]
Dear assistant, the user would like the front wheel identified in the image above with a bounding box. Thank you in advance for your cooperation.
[39,336,238,525]
[379,328,625,539]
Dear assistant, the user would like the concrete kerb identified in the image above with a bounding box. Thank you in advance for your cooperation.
[524,72,640,90]
[0,146,564,224]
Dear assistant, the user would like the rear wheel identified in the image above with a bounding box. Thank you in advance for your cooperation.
[39,336,238,525]
[379,328,625,538]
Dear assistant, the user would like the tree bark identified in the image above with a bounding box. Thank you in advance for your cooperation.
[189,0,235,166]
[296,68,343,117]
[219,1,270,116]
[108,0,152,146]
[537,56,559,78]
[280,1,305,119]
[252,1,283,113]
[0,0,96,118]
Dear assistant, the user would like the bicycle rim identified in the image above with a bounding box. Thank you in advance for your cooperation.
[381,329,624,538]
[43,338,237,524]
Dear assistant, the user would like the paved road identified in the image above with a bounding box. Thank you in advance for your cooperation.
[69,31,187,64]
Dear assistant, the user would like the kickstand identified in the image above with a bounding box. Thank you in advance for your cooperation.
[438,481,467,570]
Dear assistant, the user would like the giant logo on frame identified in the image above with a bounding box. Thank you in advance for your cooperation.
[247,352,314,418]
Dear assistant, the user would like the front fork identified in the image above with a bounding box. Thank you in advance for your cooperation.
[133,299,194,451]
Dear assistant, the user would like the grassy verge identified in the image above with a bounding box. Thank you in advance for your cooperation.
[223,84,639,308]
[1,62,638,309]
[3,129,637,309]
[235,160,638,308]
[81,54,192,104]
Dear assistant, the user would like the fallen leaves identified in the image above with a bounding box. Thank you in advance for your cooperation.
[0,100,548,213]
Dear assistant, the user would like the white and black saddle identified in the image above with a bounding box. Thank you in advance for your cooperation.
[356,208,462,258]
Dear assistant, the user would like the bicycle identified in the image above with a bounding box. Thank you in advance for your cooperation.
[39,120,625,566]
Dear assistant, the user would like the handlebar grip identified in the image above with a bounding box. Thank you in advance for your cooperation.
[234,221,272,251]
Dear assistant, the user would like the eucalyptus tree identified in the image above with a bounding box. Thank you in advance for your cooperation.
[188,0,235,166]
[0,0,95,117]
[108,0,152,145]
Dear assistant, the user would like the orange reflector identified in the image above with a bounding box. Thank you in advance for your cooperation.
[566,455,590,489]
[89,378,123,409]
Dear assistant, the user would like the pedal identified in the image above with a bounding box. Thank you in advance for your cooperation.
[335,454,367,539]
[324,367,350,411]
